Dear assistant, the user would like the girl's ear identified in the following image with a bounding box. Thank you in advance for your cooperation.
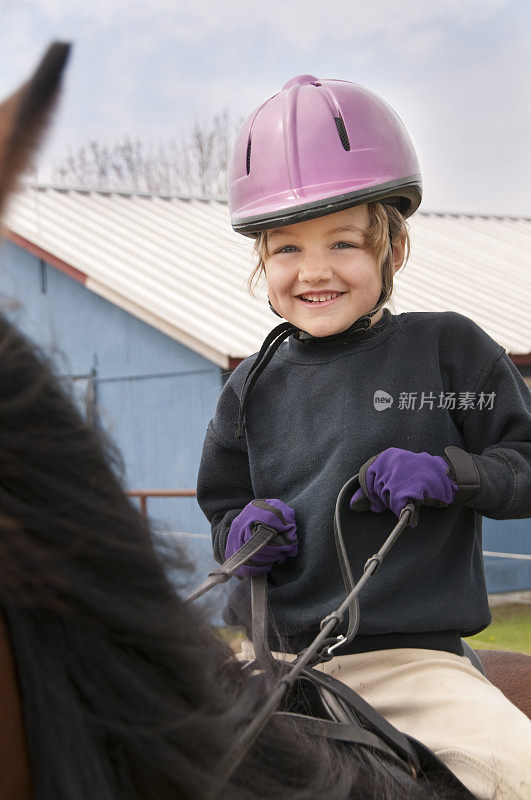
[391,231,407,274]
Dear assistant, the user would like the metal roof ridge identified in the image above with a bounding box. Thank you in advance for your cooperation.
[417,208,531,222]
[22,182,229,204]
[18,185,531,221]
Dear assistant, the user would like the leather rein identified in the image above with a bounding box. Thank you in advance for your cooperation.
[186,476,475,800]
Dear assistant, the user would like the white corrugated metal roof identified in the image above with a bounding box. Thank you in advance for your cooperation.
[393,213,531,357]
[2,185,530,367]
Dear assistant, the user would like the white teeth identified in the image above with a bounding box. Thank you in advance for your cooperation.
[300,292,340,303]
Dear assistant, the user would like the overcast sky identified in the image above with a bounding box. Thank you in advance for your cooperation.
[0,0,530,216]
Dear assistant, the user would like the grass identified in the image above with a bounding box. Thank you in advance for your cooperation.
[216,603,531,657]
[464,603,531,655]
[216,626,245,648]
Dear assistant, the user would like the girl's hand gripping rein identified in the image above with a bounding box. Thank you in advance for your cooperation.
[225,499,298,577]
[350,448,458,527]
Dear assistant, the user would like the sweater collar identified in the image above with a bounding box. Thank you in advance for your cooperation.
[287,308,394,357]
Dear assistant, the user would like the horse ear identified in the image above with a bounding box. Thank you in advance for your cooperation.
[0,41,71,215]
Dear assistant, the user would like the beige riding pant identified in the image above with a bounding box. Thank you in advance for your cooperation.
[238,641,531,800]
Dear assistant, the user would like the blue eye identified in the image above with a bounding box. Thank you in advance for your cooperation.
[275,245,298,254]
[333,241,357,249]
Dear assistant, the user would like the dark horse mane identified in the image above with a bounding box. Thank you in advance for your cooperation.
[0,42,480,800]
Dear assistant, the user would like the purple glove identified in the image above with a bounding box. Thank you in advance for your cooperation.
[225,499,298,577]
[350,448,458,528]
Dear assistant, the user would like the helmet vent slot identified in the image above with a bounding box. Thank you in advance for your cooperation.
[246,138,252,175]
[334,116,350,151]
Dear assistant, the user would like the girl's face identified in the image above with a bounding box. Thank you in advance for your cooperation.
[264,205,403,337]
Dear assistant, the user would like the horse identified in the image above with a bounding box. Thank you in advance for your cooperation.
[0,43,529,800]
[480,650,530,718]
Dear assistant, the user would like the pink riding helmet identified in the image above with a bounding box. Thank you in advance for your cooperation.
[229,74,422,236]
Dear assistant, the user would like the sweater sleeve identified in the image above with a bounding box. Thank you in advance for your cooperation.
[196,375,254,564]
[456,349,531,519]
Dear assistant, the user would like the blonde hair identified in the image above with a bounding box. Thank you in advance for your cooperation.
[248,202,410,316]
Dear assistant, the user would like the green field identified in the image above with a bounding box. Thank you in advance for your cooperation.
[218,602,531,657]
[464,603,531,655]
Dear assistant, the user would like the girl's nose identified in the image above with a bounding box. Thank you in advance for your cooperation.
[298,254,333,284]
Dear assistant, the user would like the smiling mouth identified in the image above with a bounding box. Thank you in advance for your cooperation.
[297,292,345,305]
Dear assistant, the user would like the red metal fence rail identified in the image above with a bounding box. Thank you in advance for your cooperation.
[126,491,531,569]
[126,489,196,518]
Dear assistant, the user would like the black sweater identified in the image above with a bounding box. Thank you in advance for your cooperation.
[196,311,531,655]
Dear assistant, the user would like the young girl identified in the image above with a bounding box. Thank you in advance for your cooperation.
[196,75,531,800]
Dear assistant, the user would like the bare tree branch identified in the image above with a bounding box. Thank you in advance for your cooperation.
[52,108,238,197]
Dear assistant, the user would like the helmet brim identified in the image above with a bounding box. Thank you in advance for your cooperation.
[232,176,422,237]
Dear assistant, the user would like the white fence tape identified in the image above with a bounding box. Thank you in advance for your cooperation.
[482,551,531,561]
[157,531,531,559]
[157,531,211,539]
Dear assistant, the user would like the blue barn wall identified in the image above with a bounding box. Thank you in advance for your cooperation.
[0,239,529,600]
[0,240,225,606]
[483,518,530,593]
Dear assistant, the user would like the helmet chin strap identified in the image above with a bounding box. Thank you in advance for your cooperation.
[267,290,386,341]
[268,298,284,318]
[236,290,387,438]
